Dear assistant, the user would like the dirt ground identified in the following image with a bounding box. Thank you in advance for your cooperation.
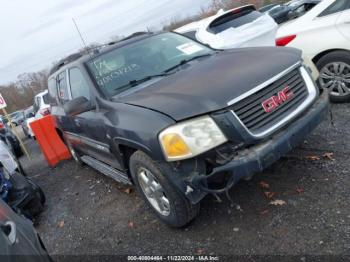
[19,103,350,258]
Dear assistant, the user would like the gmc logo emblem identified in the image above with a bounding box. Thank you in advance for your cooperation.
[262,86,294,113]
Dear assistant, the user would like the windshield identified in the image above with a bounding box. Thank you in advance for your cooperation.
[87,32,213,96]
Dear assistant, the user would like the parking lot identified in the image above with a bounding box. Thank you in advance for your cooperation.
[18,102,349,256]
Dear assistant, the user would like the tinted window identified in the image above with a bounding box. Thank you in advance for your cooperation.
[42,93,49,104]
[69,68,90,100]
[48,78,57,99]
[182,31,197,40]
[268,5,285,15]
[57,72,69,103]
[209,10,262,34]
[318,0,349,17]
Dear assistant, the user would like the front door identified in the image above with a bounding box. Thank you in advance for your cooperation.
[67,67,122,169]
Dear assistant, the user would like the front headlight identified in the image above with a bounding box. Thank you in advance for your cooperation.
[159,115,227,161]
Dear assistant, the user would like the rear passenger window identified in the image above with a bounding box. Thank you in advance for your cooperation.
[208,10,261,34]
[48,78,57,103]
[318,0,349,17]
[57,72,70,103]
[69,68,90,100]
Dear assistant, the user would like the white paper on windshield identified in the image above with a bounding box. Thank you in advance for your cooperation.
[176,42,203,55]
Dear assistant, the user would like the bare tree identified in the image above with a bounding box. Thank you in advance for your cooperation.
[0,69,48,113]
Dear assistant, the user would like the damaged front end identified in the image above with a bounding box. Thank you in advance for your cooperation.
[169,89,329,204]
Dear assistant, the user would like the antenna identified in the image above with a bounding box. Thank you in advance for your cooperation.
[72,18,91,56]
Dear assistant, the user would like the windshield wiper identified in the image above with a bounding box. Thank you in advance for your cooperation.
[164,53,213,73]
[113,53,213,93]
[114,72,173,92]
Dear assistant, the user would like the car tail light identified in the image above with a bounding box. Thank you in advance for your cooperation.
[276,35,296,46]
[40,108,51,116]
[0,123,4,129]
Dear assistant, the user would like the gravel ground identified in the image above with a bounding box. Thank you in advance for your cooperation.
[19,103,350,258]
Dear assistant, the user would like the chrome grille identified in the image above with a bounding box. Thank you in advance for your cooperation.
[230,67,309,134]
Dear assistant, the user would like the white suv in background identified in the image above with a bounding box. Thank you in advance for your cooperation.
[175,5,278,49]
[277,0,350,102]
[26,90,51,138]
[34,90,51,118]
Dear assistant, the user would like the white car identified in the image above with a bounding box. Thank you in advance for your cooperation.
[277,0,350,102]
[26,90,51,138]
[33,90,50,119]
[176,4,319,80]
[175,5,278,49]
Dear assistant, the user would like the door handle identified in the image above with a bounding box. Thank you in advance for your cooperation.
[1,221,16,245]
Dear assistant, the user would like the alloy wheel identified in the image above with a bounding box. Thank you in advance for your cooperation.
[137,167,171,216]
[319,62,350,97]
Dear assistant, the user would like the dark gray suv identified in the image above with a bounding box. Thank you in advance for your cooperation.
[48,32,329,227]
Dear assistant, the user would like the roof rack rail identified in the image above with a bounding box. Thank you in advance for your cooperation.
[121,31,151,41]
[49,52,85,75]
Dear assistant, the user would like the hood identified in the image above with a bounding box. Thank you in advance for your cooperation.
[117,47,302,121]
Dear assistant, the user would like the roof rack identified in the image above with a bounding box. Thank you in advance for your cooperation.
[49,52,85,75]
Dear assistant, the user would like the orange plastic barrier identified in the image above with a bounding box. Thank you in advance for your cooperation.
[30,115,71,167]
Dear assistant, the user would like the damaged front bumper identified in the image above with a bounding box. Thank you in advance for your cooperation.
[184,90,329,204]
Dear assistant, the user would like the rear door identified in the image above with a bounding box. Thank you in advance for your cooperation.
[313,0,349,39]
[310,0,347,41]
[335,1,350,40]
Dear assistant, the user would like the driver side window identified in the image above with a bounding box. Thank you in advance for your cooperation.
[69,68,90,100]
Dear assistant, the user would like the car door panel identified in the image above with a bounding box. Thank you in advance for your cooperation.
[336,9,350,40]
[79,110,122,169]
[67,67,122,169]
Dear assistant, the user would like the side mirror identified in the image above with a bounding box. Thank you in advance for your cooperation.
[63,96,92,116]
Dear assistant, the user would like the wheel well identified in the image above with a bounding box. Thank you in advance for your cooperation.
[312,49,350,66]
[119,144,137,173]
[55,128,65,143]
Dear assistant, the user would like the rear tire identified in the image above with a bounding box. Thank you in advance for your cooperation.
[316,51,350,103]
[129,151,199,227]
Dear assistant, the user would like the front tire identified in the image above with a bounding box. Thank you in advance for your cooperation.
[129,151,199,227]
[316,51,350,103]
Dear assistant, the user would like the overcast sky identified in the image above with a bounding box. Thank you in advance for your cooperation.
[0,0,211,85]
